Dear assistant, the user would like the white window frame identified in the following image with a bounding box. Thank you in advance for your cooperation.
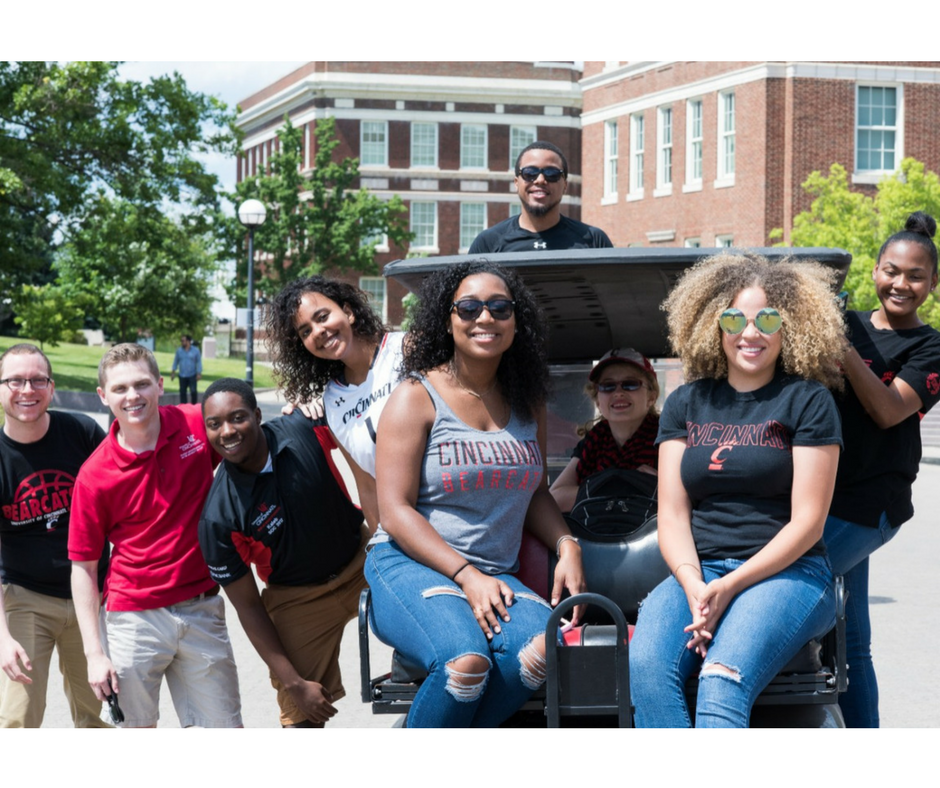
[603,119,618,203]
[684,98,703,192]
[715,91,735,188]
[410,201,438,251]
[360,121,388,167]
[684,238,701,248]
[460,124,488,170]
[459,202,487,252]
[410,122,438,169]
[509,202,522,218]
[358,277,387,322]
[854,83,903,184]
[361,226,389,254]
[716,234,734,248]
[655,106,673,196]
[509,125,537,170]
[628,113,645,200]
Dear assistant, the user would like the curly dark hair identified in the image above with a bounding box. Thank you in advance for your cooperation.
[403,260,550,422]
[266,276,387,404]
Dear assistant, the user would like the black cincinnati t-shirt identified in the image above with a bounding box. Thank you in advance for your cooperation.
[831,310,940,528]
[0,411,108,598]
[657,372,842,560]
[468,214,613,253]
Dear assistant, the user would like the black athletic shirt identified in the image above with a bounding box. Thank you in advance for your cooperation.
[830,310,940,528]
[199,412,364,587]
[657,371,842,561]
[0,411,108,598]
[468,214,613,254]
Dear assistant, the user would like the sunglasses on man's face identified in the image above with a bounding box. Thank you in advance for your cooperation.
[718,308,783,336]
[451,299,516,321]
[516,166,566,183]
[596,379,645,393]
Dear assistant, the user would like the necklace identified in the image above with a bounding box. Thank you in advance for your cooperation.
[449,359,497,399]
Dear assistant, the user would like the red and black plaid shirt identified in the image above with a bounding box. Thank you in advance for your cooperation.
[575,412,659,484]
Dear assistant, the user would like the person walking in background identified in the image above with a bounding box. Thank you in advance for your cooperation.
[171,334,202,404]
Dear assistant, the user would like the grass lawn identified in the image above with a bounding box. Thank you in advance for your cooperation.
[0,335,277,393]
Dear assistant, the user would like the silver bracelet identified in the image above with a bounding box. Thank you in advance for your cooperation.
[556,534,580,559]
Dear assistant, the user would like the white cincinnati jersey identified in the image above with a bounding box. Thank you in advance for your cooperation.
[324,331,405,477]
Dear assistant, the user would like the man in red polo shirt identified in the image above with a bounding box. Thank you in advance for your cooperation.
[69,344,242,728]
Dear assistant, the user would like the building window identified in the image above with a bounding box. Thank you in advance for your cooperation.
[685,99,703,188]
[856,85,899,174]
[684,238,701,248]
[360,121,388,167]
[460,124,488,169]
[361,226,388,253]
[509,202,522,218]
[359,277,387,322]
[629,114,645,198]
[656,107,673,193]
[410,201,437,250]
[509,126,537,169]
[604,120,618,199]
[717,91,735,183]
[411,122,438,168]
[459,203,487,251]
[716,234,734,248]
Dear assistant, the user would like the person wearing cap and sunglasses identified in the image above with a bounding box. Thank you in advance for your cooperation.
[367,260,586,727]
[629,252,846,727]
[550,348,660,513]
[468,141,612,254]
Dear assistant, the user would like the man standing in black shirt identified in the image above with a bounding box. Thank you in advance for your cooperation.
[0,343,109,727]
[198,378,367,728]
[469,141,613,253]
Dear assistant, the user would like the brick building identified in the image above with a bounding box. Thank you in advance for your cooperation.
[236,61,583,325]
[580,61,940,249]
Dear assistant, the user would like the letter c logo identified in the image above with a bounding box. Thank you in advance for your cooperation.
[709,444,733,471]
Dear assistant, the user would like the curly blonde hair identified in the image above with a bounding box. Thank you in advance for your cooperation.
[662,252,846,390]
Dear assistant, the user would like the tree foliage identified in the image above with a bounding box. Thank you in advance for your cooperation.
[228,116,412,302]
[0,61,237,336]
[774,159,940,326]
[12,283,85,349]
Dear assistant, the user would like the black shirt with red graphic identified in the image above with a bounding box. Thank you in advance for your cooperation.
[830,310,940,528]
[0,411,108,598]
[198,412,364,587]
[657,371,842,561]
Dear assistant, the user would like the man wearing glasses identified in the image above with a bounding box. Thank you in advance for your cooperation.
[0,344,110,727]
[468,141,613,253]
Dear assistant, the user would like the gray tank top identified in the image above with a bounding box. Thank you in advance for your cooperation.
[372,374,543,575]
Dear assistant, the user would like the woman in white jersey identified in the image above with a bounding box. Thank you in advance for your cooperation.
[268,276,404,531]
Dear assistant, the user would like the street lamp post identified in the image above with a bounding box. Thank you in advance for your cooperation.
[237,199,267,387]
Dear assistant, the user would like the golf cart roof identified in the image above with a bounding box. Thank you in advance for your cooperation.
[383,247,852,361]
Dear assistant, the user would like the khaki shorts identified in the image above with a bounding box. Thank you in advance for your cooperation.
[103,593,242,727]
[261,524,369,726]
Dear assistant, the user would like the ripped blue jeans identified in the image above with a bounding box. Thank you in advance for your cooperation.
[630,555,834,728]
[365,540,552,728]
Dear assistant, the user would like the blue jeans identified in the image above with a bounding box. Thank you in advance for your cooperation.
[178,375,198,404]
[365,541,553,728]
[630,555,835,728]
[823,512,898,728]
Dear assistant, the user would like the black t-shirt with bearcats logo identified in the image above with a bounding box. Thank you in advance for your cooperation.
[830,310,940,528]
[657,371,842,561]
[0,411,109,598]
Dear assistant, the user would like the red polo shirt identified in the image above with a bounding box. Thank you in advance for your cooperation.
[69,405,218,612]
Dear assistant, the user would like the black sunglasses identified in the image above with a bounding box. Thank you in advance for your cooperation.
[451,299,516,321]
[105,681,124,725]
[596,379,645,393]
[516,166,565,183]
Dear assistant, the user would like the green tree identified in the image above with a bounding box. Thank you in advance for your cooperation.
[12,283,85,349]
[0,61,237,328]
[774,159,940,326]
[229,116,412,302]
[54,199,217,343]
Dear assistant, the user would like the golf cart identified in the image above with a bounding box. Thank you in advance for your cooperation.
[359,246,853,727]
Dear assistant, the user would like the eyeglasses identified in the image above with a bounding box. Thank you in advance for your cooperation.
[516,166,566,183]
[596,379,645,393]
[451,299,516,321]
[718,308,783,336]
[0,377,52,390]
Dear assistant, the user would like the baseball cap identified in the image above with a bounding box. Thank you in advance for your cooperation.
[588,348,655,382]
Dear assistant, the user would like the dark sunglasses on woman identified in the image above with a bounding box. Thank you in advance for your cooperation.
[451,299,516,321]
